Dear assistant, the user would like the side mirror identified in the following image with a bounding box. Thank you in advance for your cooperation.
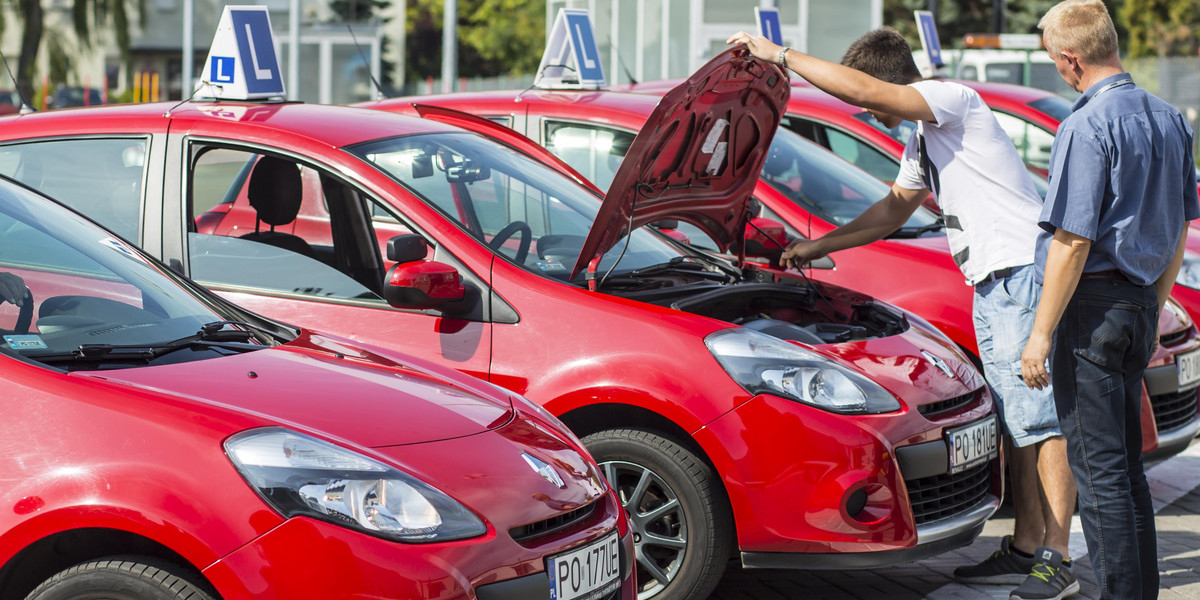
[387,234,429,263]
[744,217,788,261]
[384,260,466,309]
[651,220,690,245]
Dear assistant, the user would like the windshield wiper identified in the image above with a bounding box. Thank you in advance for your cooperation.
[34,321,273,366]
[887,219,945,239]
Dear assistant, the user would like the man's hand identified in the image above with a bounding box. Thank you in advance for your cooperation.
[1020,331,1053,390]
[779,239,827,271]
[726,31,784,65]
[0,273,25,307]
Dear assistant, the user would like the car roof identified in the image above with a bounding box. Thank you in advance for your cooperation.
[370,88,664,127]
[0,100,457,147]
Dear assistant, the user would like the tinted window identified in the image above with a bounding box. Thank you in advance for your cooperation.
[850,112,916,145]
[824,128,901,183]
[991,111,1055,169]
[1028,96,1074,123]
[0,138,147,242]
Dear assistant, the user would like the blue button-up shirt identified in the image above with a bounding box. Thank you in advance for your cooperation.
[1035,73,1200,286]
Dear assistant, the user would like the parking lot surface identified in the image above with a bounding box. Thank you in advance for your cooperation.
[711,439,1200,599]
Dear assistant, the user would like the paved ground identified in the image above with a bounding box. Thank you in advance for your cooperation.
[710,439,1200,599]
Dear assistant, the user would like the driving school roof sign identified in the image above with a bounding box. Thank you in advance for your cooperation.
[198,6,286,100]
[535,9,605,89]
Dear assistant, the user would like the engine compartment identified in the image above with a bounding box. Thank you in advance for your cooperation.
[618,280,909,345]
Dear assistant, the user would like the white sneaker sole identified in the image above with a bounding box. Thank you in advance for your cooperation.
[1009,578,1081,600]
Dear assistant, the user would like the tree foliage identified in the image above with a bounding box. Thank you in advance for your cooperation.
[405,0,545,81]
[1122,0,1200,57]
[883,0,1127,52]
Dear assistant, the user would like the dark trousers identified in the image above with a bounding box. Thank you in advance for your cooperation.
[1051,277,1159,600]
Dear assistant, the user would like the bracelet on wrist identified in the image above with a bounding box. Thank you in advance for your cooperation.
[778,47,790,68]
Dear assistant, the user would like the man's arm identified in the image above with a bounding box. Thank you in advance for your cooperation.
[1155,230,1188,310]
[1020,229,1091,390]
[780,183,929,269]
[726,32,935,123]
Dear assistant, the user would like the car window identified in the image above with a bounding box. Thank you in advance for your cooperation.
[543,121,636,192]
[0,138,147,241]
[349,132,686,282]
[823,127,901,183]
[761,130,940,230]
[959,65,979,80]
[0,180,269,367]
[849,112,916,146]
[991,110,1055,169]
[189,148,394,303]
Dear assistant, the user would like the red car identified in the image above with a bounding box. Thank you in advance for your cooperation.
[367,81,1200,461]
[0,175,631,599]
[0,50,1001,600]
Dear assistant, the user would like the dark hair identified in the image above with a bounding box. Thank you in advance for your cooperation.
[840,28,922,85]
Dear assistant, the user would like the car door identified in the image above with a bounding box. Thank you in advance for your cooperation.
[175,139,495,381]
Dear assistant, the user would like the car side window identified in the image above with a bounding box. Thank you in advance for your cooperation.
[0,138,147,241]
[543,121,635,192]
[990,111,1054,169]
[189,147,397,303]
[823,128,901,183]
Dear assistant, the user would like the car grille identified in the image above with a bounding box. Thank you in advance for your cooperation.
[905,460,992,525]
[918,390,978,418]
[1150,387,1200,433]
[508,501,598,544]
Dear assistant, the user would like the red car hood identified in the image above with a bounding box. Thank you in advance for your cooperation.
[74,331,513,448]
[570,47,790,279]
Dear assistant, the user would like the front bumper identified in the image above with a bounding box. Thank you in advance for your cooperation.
[694,392,1001,564]
[202,496,634,599]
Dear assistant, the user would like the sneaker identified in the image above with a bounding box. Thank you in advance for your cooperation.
[1010,547,1080,600]
[954,535,1038,585]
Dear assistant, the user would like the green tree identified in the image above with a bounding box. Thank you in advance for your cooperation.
[7,0,144,102]
[405,0,545,82]
[330,0,398,91]
[1122,0,1200,57]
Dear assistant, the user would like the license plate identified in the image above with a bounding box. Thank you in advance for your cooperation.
[548,530,621,600]
[947,416,998,474]
[1178,349,1200,388]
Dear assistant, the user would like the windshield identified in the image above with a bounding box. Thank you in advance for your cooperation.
[760,130,941,231]
[347,132,686,282]
[0,178,274,368]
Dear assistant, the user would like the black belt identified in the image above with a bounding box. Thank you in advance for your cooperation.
[1080,269,1128,281]
[978,267,1015,284]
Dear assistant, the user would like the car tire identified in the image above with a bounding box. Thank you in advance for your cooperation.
[582,428,732,600]
[25,557,216,600]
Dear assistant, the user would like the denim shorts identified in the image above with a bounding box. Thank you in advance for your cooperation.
[973,264,1061,447]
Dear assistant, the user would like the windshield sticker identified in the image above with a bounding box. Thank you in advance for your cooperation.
[537,259,567,273]
[5,335,47,350]
[702,118,729,176]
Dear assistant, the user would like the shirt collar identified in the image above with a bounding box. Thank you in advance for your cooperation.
[1072,73,1134,111]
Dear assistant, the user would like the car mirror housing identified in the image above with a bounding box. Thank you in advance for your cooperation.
[387,234,429,263]
[744,217,788,262]
[384,260,466,310]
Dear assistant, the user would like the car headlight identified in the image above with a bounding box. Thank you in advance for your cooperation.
[226,428,486,543]
[1176,251,1200,290]
[705,328,901,414]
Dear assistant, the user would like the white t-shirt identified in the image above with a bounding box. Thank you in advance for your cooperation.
[894,80,1044,285]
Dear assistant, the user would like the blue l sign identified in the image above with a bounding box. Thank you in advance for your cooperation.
[564,11,604,85]
[211,56,236,84]
[756,8,783,46]
[230,10,283,94]
[915,10,944,67]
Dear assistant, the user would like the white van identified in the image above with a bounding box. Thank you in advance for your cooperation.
[915,49,1078,98]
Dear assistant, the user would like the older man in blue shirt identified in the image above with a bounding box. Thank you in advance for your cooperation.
[1021,2,1200,600]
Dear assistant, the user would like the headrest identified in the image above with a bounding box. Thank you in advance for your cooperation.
[247,156,303,227]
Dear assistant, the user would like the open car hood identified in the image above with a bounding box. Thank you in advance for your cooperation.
[570,47,790,279]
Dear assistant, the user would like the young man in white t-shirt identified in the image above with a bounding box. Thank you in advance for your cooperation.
[728,28,1080,600]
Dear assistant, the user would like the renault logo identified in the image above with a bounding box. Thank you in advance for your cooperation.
[921,350,956,379]
[523,453,566,489]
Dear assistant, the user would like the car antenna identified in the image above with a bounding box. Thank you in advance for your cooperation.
[347,23,387,100]
[0,50,37,114]
[609,42,638,86]
[163,81,220,117]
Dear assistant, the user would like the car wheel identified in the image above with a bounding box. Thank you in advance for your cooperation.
[582,429,732,600]
[25,557,216,600]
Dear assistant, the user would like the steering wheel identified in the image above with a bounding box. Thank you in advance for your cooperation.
[488,221,532,265]
[13,288,33,335]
